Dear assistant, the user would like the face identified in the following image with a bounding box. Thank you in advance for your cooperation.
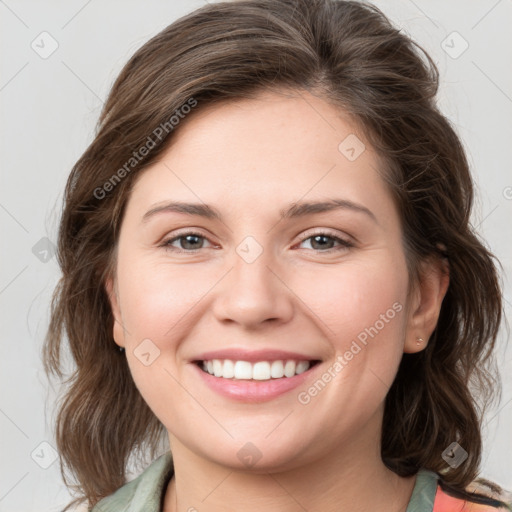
[107,89,429,472]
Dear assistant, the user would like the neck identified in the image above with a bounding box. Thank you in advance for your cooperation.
[163,413,416,512]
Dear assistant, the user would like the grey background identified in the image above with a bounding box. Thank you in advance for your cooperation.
[1,1,511,510]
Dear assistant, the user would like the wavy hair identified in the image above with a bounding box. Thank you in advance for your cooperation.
[43,0,504,508]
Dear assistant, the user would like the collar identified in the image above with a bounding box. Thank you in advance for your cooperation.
[92,454,439,512]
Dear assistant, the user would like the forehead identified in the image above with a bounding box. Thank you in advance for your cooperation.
[127,89,394,222]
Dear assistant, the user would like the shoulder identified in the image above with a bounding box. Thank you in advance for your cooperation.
[433,477,512,512]
[433,474,512,512]
[90,452,174,512]
[407,469,512,512]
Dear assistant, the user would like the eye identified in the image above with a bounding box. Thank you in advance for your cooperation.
[161,229,354,254]
[297,231,354,253]
[162,231,214,253]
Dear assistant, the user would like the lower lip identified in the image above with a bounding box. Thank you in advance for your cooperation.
[192,362,321,403]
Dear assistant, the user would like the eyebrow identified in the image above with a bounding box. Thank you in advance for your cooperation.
[141,198,377,224]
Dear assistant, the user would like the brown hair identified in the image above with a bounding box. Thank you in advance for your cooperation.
[43,0,504,509]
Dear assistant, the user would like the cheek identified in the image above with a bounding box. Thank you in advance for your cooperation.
[295,257,408,341]
[117,264,206,421]
[291,261,408,425]
[297,257,409,398]
[117,260,214,342]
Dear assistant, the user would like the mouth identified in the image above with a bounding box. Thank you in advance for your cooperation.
[189,348,324,402]
[194,359,322,381]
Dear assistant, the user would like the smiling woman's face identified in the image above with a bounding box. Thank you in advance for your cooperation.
[107,89,432,472]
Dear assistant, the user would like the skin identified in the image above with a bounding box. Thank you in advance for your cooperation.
[106,89,449,512]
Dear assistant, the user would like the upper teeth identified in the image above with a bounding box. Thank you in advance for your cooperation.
[201,359,311,380]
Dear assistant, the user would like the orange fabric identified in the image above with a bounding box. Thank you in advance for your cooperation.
[433,485,509,511]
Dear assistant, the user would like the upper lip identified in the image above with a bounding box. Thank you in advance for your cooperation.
[192,349,321,363]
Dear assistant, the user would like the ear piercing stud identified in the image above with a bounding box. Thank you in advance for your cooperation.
[416,337,425,346]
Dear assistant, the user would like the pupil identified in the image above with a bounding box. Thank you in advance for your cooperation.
[312,235,333,250]
[182,235,202,250]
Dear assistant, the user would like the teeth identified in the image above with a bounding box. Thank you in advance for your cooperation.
[222,359,235,378]
[270,360,284,378]
[252,361,270,380]
[234,361,253,379]
[296,361,310,374]
[284,360,296,377]
[200,359,313,380]
[213,359,223,377]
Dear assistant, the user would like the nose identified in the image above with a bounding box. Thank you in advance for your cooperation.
[211,247,294,329]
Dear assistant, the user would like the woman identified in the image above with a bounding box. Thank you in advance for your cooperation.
[43,0,511,510]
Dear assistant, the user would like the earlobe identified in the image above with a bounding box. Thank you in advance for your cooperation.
[403,257,450,354]
[105,277,126,349]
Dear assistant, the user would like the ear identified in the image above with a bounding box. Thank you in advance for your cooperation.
[403,256,450,354]
[105,276,126,349]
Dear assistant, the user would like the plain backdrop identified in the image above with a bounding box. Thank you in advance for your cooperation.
[1,1,511,510]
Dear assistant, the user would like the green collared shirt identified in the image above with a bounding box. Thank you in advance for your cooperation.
[86,453,466,512]
[91,453,174,512]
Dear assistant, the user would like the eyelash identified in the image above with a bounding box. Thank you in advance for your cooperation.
[161,230,354,254]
